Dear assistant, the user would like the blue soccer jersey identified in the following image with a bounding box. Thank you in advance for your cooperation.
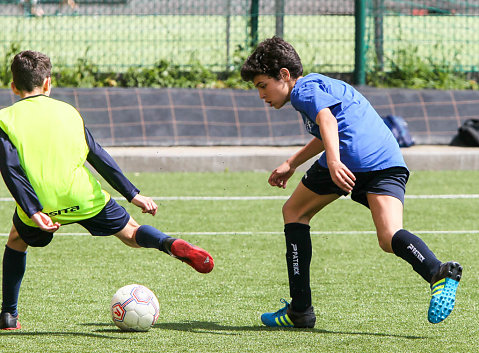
[290,73,407,172]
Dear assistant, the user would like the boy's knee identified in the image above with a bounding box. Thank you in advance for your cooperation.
[281,202,291,217]
[114,223,141,248]
[10,224,51,249]
[377,232,394,253]
[6,235,29,252]
[282,203,314,224]
[282,202,299,223]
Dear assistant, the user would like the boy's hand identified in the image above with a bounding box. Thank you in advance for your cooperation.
[269,161,296,189]
[30,212,61,233]
[328,160,356,192]
[131,194,158,216]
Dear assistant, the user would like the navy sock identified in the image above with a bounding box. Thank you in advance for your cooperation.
[135,225,172,254]
[2,246,26,317]
[391,229,442,283]
[284,222,312,312]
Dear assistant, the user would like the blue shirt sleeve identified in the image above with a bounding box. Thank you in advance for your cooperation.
[291,80,341,123]
[291,79,342,140]
[84,127,139,202]
[0,128,43,217]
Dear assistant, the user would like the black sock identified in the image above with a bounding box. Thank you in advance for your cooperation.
[2,246,26,317]
[284,223,312,312]
[135,225,173,254]
[391,229,441,283]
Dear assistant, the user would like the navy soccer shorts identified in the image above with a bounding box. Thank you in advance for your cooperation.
[13,198,131,247]
[301,162,409,208]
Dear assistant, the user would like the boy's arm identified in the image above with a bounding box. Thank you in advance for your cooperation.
[316,107,355,192]
[286,137,325,169]
[84,127,139,202]
[268,137,324,189]
[0,128,43,217]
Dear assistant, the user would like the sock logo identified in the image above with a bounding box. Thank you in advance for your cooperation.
[407,243,425,263]
[291,243,300,275]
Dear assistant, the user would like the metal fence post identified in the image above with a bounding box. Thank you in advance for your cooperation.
[250,0,259,47]
[226,0,231,71]
[275,0,284,38]
[354,0,366,85]
[374,0,384,70]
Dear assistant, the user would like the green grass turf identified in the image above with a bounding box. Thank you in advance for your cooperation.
[0,170,478,352]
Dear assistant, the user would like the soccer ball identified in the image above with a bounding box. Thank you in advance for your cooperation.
[110,284,160,332]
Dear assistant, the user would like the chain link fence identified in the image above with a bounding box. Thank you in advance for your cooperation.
[0,0,478,79]
[366,0,479,76]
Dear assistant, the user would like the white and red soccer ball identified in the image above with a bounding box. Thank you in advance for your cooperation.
[110,284,160,332]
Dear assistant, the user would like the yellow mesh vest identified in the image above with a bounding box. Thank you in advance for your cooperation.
[0,95,109,226]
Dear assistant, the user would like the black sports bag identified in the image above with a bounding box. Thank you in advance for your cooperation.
[457,119,479,146]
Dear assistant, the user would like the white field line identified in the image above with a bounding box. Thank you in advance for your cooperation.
[1,194,479,202]
[0,194,477,236]
[142,194,479,200]
[1,230,479,237]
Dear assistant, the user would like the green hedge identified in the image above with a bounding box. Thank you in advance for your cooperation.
[0,42,477,90]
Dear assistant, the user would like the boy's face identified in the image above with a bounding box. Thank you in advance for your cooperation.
[253,73,292,109]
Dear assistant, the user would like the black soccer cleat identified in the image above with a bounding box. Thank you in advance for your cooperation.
[0,312,21,330]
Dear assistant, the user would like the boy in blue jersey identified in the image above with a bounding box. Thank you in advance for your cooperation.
[0,51,214,330]
[241,37,462,328]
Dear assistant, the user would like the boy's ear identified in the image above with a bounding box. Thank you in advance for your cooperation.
[43,76,52,95]
[10,82,20,96]
[279,68,291,81]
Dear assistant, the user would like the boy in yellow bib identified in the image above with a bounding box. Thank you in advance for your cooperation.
[0,51,214,330]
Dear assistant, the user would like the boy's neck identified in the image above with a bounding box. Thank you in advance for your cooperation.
[19,89,49,99]
[13,77,52,99]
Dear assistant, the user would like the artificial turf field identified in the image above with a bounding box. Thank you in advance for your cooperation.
[0,170,478,352]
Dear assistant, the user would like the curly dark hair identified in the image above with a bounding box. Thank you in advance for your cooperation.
[11,50,52,92]
[241,36,303,82]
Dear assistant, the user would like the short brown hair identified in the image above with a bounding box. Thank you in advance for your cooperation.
[241,36,303,82]
[11,50,52,92]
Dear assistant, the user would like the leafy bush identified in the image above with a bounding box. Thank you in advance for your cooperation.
[0,45,252,89]
[0,41,475,90]
[368,46,478,90]
[0,42,20,87]
[52,49,102,88]
[120,59,215,88]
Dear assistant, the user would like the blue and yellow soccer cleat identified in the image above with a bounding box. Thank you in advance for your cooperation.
[260,299,316,328]
[428,261,462,324]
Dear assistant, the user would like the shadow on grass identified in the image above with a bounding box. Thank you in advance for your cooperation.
[0,329,124,339]
[147,321,426,339]
[84,321,427,340]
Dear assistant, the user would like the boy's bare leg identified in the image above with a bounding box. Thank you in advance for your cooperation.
[368,193,462,323]
[114,217,214,274]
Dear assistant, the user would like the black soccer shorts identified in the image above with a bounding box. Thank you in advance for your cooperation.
[301,162,409,208]
[13,198,130,247]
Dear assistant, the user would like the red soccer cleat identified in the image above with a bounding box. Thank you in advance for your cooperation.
[170,239,214,274]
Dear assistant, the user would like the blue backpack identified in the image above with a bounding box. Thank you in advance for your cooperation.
[382,115,415,147]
